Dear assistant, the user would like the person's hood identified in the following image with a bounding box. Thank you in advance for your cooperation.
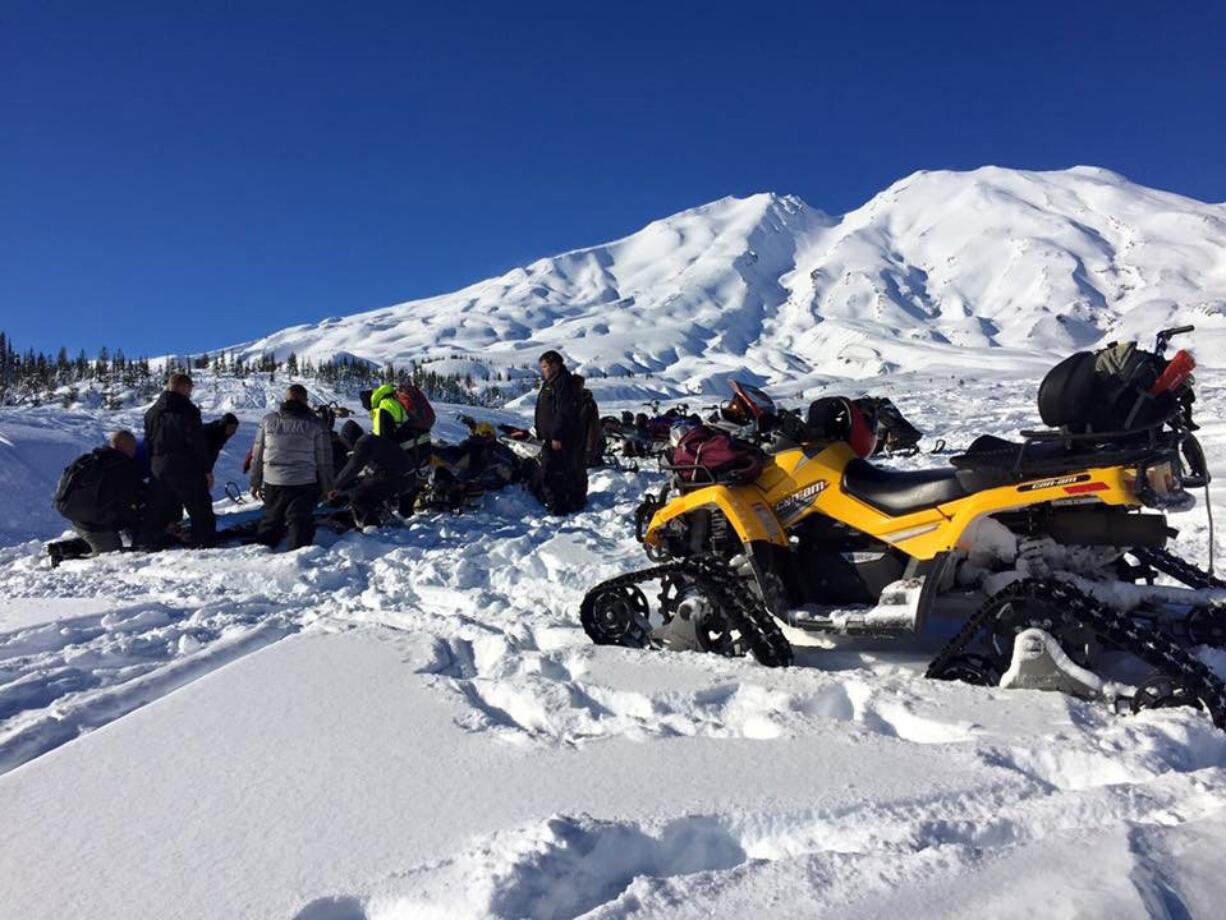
[370,383,397,406]
[339,419,365,449]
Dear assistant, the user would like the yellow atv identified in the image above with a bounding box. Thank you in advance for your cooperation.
[580,328,1226,726]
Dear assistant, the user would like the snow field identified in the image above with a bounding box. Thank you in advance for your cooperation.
[0,372,1224,918]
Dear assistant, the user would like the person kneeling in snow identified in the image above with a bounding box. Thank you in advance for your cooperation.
[328,420,420,527]
[54,429,154,554]
[249,385,335,550]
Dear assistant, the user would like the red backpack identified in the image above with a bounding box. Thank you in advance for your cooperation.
[395,384,436,434]
[671,425,765,485]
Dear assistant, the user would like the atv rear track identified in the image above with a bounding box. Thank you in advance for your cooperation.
[580,554,1226,730]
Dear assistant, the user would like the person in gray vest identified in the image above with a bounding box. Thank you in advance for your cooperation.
[249,384,335,550]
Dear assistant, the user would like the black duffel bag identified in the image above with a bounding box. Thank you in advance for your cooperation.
[1038,341,1174,434]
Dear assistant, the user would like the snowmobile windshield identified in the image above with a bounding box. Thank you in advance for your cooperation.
[730,381,777,421]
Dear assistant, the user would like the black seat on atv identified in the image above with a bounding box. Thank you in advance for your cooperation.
[842,459,968,515]
[950,434,1084,477]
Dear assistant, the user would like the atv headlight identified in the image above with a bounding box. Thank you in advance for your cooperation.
[1145,460,1177,498]
[1136,457,1195,511]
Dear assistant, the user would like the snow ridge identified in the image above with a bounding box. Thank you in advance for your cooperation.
[231,167,1226,393]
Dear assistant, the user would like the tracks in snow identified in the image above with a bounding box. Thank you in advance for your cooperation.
[0,597,304,775]
[300,756,1226,920]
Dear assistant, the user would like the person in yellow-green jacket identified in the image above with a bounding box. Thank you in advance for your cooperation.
[362,382,436,466]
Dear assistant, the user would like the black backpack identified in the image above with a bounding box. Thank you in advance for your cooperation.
[53,449,109,524]
[580,388,604,467]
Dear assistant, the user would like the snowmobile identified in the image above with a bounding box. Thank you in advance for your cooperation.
[603,402,700,459]
[579,326,1226,727]
[413,416,529,511]
[483,422,543,462]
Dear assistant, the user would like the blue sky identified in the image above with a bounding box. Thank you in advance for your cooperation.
[3,0,1224,357]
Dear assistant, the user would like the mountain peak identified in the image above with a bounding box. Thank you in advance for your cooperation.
[230,167,1226,393]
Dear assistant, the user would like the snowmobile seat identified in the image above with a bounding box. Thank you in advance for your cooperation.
[842,459,969,515]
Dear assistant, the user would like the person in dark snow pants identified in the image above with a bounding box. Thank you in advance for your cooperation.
[532,350,588,515]
[249,384,335,550]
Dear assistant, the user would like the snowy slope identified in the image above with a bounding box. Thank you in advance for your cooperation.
[2,371,1225,919]
[5,165,1226,919]
[230,167,1226,392]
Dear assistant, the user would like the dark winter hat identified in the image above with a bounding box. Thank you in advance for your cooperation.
[339,419,364,450]
[221,413,239,428]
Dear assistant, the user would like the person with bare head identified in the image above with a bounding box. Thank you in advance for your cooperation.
[54,429,152,554]
[110,429,138,456]
[249,383,335,550]
[531,350,590,514]
[144,372,216,547]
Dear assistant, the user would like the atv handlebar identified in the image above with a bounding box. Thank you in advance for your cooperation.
[1155,325,1195,357]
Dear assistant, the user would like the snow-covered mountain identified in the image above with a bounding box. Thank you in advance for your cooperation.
[233,166,1226,394]
[7,166,1226,920]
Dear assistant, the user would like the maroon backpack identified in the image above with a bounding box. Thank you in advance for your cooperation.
[395,384,436,434]
[671,425,765,485]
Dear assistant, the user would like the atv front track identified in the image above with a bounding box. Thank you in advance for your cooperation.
[579,555,793,667]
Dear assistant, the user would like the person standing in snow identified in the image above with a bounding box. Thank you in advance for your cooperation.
[249,384,335,550]
[532,350,589,515]
[144,372,215,547]
[54,430,154,554]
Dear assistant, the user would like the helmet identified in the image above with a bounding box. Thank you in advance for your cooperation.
[806,396,878,458]
[846,400,878,458]
[474,422,496,440]
[720,397,750,425]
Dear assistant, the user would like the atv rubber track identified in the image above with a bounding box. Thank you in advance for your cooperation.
[579,556,793,668]
[927,577,1226,730]
[1134,547,1226,590]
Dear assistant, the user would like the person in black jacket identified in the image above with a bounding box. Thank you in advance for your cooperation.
[203,413,240,472]
[328,423,419,527]
[54,430,152,553]
[144,373,215,547]
[532,350,588,515]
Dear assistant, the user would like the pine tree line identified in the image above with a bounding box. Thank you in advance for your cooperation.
[0,332,528,409]
[0,332,158,408]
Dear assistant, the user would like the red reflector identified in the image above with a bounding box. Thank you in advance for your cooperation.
[1064,482,1108,494]
[1150,350,1195,395]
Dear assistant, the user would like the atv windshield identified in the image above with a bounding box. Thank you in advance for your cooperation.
[730,380,777,421]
